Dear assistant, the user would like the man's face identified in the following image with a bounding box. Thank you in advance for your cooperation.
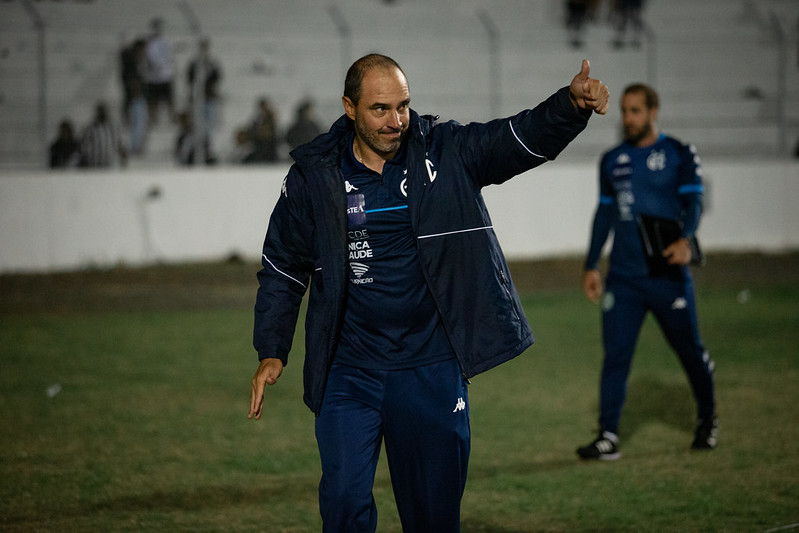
[344,66,410,159]
[621,91,656,146]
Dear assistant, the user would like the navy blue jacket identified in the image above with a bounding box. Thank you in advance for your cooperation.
[254,86,591,414]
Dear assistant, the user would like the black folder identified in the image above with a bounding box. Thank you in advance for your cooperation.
[636,214,704,277]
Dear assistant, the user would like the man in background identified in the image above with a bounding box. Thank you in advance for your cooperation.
[577,83,717,461]
[187,37,222,162]
[144,18,175,124]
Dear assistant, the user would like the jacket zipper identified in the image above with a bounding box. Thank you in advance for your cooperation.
[499,268,522,324]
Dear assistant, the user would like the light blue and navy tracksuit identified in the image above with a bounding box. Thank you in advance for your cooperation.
[254,87,591,532]
[585,133,716,436]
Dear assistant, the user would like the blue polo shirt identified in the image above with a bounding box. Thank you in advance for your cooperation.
[334,134,455,370]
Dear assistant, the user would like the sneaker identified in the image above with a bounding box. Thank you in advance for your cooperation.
[692,416,719,449]
[577,431,621,460]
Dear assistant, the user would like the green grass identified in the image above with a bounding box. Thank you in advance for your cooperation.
[1,258,798,531]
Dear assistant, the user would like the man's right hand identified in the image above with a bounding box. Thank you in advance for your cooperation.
[569,59,610,115]
[248,358,284,420]
[582,269,603,303]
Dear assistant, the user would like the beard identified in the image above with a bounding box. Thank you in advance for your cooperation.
[623,121,653,145]
[353,116,406,158]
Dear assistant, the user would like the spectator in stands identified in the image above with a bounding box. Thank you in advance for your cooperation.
[175,110,214,166]
[49,119,80,169]
[565,0,589,48]
[120,34,138,120]
[120,37,149,156]
[244,97,279,163]
[79,103,127,168]
[611,0,646,49]
[144,17,176,124]
[285,98,322,151]
[187,37,223,161]
[227,127,252,164]
[564,0,601,48]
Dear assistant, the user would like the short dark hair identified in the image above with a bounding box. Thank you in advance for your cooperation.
[623,83,659,110]
[344,53,406,105]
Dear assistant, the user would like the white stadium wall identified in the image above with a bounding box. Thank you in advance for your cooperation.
[1,160,797,273]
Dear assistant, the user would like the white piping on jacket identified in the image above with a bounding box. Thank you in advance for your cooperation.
[417,225,493,240]
[509,120,547,161]
[263,254,307,290]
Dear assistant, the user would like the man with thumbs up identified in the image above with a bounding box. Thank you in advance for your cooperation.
[249,53,608,531]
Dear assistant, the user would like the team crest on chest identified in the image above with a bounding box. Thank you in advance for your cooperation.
[647,150,666,171]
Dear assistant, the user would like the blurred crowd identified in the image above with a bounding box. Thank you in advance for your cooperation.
[48,17,322,170]
[564,0,646,49]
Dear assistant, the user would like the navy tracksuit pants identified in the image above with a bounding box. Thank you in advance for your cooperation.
[599,273,716,435]
[315,358,470,533]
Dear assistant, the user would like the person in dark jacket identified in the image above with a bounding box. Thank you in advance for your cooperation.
[49,119,80,169]
[248,53,609,532]
[285,98,322,151]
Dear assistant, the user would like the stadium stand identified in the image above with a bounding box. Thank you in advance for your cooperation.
[0,0,797,169]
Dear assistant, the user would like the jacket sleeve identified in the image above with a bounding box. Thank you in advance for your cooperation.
[253,168,315,365]
[585,155,616,270]
[452,86,591,186]
[676,142,704,238]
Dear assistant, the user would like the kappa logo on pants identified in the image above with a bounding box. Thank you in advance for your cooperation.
[602,291,615,312]
[671,297,687,310]
[452,397,466,412]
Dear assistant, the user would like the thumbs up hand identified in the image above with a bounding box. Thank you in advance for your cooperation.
[569,59,609,115]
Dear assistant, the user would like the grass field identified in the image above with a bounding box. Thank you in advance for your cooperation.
[1,253,798,532]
